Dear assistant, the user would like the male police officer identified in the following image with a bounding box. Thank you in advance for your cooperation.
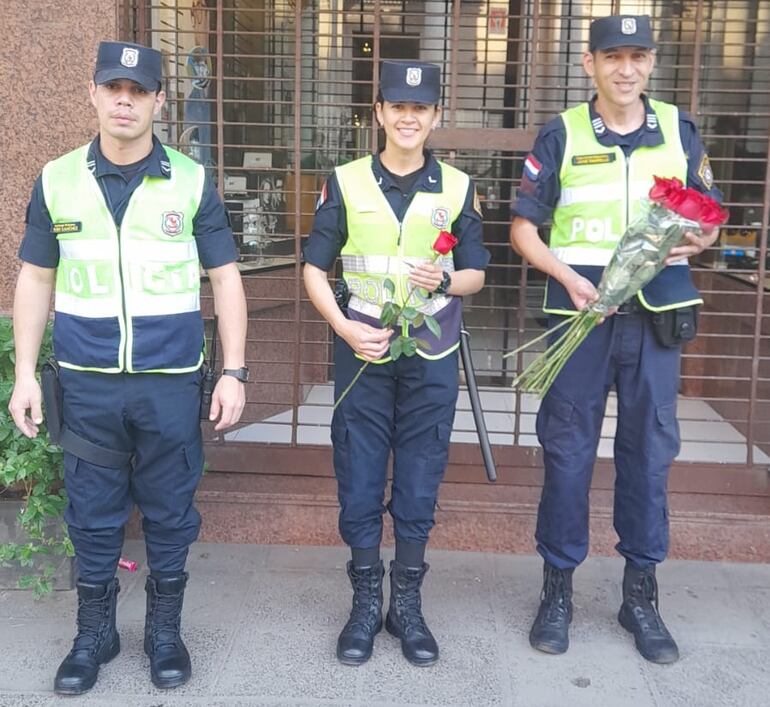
[304,61,489,666]
[9,41,247,693]
[510,16,722,664]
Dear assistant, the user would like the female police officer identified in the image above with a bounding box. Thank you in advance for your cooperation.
[303,60,489,667]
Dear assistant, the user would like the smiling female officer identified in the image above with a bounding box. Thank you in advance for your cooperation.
[304,60,489,667]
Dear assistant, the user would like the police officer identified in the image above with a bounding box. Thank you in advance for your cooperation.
[9,41,247,694]
[304,60,489,667]
[510,15,723,664]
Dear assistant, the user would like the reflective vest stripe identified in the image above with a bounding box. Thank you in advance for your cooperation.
[550,246,690,266]
[130,291,201,316]
[349,293,449,320]
[58,239,115,260]
[341,254,455,274]
[123,239,200,263]
[54,292,118,317]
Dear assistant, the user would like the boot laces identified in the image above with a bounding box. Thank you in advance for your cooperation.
[396,581,429,635]
[631,574,668,635]
[541,570,570,626]
[150,592,183,650]
[72,593,111,654]
[346,570,381,632]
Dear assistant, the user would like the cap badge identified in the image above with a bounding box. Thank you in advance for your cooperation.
[120,47,140,68]
[621,18,637,35]
[162,211,184,236]
[406,67,422,87]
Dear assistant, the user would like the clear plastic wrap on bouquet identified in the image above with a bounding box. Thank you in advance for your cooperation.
[504,177,729,397]
[591,200,699,315]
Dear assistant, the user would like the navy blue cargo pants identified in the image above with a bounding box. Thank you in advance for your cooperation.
[331,337,459,549]
[535,310,681,570]
[59,368,204,583]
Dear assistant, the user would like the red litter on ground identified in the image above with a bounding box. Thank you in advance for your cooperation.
[118,558,138,572]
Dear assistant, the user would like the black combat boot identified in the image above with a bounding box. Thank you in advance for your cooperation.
[529,563,573,655]
[54,578,120,695]
[385,561,438,667]
[618,563,679,664]
[336,560,384,665]
[144,573,192,688]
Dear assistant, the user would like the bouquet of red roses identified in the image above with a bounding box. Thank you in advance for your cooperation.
[505,176,729,397]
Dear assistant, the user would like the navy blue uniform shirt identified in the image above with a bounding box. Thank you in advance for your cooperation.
[511,94,723,226]
[303,149,490,272]
[20,136,238,270]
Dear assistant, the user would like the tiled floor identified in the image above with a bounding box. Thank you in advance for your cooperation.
[226,383,770,465]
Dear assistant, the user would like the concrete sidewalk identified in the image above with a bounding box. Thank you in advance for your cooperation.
[1,541,768,706]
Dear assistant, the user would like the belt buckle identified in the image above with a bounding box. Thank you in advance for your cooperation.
[616,299,640,315]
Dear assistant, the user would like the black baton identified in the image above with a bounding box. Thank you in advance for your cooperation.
[459,323,497,483]
[200,315,218,420]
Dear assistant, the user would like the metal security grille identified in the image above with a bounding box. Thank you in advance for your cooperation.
[120,0,769,482]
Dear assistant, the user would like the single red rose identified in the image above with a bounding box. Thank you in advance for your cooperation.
[433,230,459,255]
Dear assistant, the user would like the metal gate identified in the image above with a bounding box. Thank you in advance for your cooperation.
[121,0,769,491]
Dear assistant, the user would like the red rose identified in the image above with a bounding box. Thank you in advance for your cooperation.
[649,176,684,205]
[433,230,459,255]
[649,175,728,228]
[673,188,705,222]
[699,198,729,227]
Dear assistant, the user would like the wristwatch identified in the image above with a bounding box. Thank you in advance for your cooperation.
[222,366,249,383]
[433,270,452,296]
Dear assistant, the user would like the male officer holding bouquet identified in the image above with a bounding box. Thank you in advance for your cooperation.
[509,15,723,663]
[9,41,247,693]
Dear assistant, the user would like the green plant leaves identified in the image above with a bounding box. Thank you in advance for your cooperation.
[424,315,442,339]
[380,301,399,327]
[0,317,71,595]
[383,278,396,296]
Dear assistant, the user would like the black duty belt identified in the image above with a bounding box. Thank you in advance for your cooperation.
[41,358,133,469]
[616,298,646,315]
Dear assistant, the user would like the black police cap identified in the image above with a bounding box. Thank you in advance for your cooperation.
[94,41,162,92]
[589,15,656,52]
[379,60,441,105]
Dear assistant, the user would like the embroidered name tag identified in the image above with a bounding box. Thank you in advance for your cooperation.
[51,222,82,234]
[571,153,616,166]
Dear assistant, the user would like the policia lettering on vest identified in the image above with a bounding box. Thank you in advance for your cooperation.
[303,60,490,667]
[509,15,724,665]
[9,41,248,694]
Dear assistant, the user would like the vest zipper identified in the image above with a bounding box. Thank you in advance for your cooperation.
[88,169,128,372]
[115,223,130,371]
[397,219,408,337]
[623,151,630,231]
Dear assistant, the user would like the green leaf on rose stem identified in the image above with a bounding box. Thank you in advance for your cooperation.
[402,338,418,357]
[389,337,404,361]
[424,315,442,339]
[401,307,418,321]
[412,313,424,328]
[415,338,431,351]
[380,302,399,327]
[383,278,396,296]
